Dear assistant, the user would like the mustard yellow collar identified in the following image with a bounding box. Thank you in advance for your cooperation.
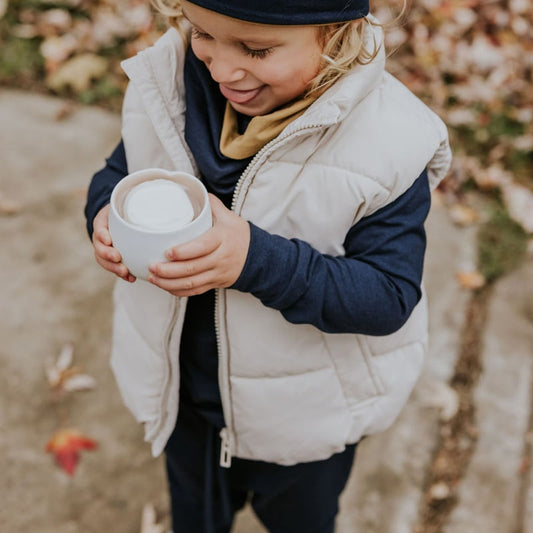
[219,97,315,160]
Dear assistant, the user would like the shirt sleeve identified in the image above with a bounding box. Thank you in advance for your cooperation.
[231,169,431,336]
[84,140,128,238]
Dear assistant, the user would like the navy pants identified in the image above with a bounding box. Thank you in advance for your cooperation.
[165,405,357,533]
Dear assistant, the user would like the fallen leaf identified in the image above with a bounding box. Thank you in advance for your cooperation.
[0,191,22,216]
[45,428,98,475]
[140,503,166,533]
[429,481,451,501]
[519,456,530,475]
[40,34,78,70]
[62,374,97,392]
[55,101,77,121]
[445,107,477,127]
[56,342,74,371]
[417,378,460,422]
[45,343,97,392]
[12,24,40,39]
[501,181,533,234]
[510,0,530,14]
[0,0,7,20]
[456,270,486,290]
[46,53,108,93]
[448,203,479,226]
[40,8,73,33]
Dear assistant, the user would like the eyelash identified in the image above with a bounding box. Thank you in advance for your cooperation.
[242,45,273,59]
[191,28,274,59]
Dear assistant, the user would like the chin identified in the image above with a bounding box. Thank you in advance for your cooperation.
[229,98,279,117]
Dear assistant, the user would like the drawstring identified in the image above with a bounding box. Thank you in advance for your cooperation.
[203,425,233,533]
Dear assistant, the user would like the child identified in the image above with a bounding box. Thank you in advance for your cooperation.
[85,0,451,531]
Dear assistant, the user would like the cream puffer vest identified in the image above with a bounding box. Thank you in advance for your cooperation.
[111,22,452,464]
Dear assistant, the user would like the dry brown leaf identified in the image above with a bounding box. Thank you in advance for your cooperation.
[40,8,73,32]
[456,270,486,290]
[519,456,531,475]
[448,203,479,226]
[0,191,22,216]
[12,24,40,39]
[45,343,97,392]
[417,378,460,422]
[140,503,166,533]
[445,107,477,127]
[501,181,533,234]
[40,34,78,69]
[429,481,451,501]
[55,101,77,121]
[46,53,108,92]
[62,374,97,392]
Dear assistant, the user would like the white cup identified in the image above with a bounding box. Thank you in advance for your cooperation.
[108,168,212,280]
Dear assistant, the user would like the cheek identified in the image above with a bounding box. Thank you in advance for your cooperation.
[190,40,208,63]
[261,59,319,90]
[277,68,319,96]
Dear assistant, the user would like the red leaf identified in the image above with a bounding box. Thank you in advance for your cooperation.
[45,429,98,475]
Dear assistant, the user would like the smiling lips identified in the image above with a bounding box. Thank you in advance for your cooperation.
[219,83,264,104]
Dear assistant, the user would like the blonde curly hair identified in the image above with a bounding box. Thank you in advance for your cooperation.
[150,0,405,98]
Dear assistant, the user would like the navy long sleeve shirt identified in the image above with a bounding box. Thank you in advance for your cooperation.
[86,140,430,334]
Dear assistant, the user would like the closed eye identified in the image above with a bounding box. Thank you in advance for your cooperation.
[191,27,274,59]
[191,27,212,40]
[242,44,274,59]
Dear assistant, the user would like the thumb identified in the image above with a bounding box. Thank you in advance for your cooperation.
[208,193,229,222]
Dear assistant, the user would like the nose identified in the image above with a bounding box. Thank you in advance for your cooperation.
[205,48,246,84]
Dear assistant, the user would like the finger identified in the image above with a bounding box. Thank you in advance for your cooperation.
[149,255,215,279]
[93,239,121,263]
[93,205,111,243]
[148,270,215,294]
[169,286,212,297]
[165,229,221,261]
[95,255,132,280]
[94,226,112,246]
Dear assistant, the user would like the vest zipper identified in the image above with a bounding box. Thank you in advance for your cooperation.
[214,121,331,467]
[231,121,331,213]
[219,427,232,467]
[214,287,231,467]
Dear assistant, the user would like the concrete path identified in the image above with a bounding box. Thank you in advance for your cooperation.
[1,88,532,533]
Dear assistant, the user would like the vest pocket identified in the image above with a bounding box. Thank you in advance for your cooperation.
[324,334,386,407]
[230,368,352,464]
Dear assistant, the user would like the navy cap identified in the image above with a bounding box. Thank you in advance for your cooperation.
[185,0,369,25]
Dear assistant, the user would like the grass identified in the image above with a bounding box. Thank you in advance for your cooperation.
[477,200,528,283]
[0,36,44,82]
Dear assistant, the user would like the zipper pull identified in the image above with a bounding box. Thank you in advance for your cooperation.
[219,427,232,468]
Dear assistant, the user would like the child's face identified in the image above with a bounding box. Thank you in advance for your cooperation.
[182,1,324,116]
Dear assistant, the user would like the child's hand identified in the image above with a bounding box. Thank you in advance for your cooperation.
[147,194,250,297]
[92,204,136,283]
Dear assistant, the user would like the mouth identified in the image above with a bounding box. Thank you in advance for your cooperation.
[219,84,264,105]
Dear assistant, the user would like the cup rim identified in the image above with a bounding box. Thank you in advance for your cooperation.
[110,168,210,235]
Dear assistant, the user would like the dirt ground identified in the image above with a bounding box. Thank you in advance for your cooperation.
[0,89,175,533]
[0,88,267,533]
